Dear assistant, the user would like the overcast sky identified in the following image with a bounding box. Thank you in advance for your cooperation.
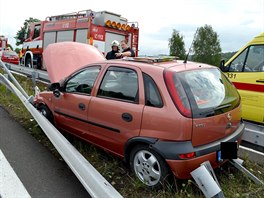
[0,0,263,55]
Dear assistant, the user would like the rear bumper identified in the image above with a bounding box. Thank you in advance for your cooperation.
[166,152,227,179]
[151,122,245,178]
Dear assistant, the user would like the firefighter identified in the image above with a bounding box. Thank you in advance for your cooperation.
[19,50,23,63]
[115,40,135,58]
[106,40,120,60]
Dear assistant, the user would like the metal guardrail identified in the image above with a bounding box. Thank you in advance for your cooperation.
[4,63,49,82]
[0,60,123,198]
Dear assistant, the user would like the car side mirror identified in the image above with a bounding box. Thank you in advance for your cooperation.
[220,59,229,72]
[49,82,61,91]
[53,89,61,98]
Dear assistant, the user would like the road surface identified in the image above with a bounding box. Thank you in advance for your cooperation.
[0,106,89,198]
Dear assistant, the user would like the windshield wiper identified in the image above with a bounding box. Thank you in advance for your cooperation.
[213,104,231,111]
[199,103,232,117]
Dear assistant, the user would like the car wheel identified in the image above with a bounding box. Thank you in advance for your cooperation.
[130,145,171,189]
[25,58,32,68]
[38,105,53,123]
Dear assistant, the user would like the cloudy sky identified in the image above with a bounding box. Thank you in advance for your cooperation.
[0,0,263,55]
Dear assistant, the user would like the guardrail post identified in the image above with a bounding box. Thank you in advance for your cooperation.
[32,70,38,87]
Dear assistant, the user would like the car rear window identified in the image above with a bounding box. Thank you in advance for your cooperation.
[167,68,240,118]
[3,51,18,57]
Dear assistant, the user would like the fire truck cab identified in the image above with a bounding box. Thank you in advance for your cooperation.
[220,32,264,124]
[21,10,139,70]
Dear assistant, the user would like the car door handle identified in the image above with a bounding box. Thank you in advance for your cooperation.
[256,79,264,83]
[79,103,86,110]
[122,113,133,122]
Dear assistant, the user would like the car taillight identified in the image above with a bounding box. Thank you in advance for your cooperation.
[164,70,192,118]
[179,152,196,159]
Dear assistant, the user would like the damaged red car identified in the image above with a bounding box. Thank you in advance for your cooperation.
[34,42,244,189]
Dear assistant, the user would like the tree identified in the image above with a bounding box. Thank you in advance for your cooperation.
[192,25,222,66]
[168,29,186,59]
[7,44,13,51]
[15,17,40,46]
[15,48,21,54]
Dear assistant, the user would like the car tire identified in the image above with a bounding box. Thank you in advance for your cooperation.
[25,58,32,68]
[38,105,53,123]
[129,145,171,189]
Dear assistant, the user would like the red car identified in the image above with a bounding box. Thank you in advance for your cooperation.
[0,50,20,65]
[34,42,244,189]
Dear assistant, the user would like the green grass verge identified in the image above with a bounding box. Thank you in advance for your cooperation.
[0,68,263,197]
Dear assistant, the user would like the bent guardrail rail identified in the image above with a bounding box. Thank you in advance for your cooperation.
[0,60,123,198]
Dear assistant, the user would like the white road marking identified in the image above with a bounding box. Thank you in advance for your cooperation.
[0,149,31,198]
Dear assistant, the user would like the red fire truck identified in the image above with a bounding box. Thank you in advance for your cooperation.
[21,9,139,69]
[0,36,8,50]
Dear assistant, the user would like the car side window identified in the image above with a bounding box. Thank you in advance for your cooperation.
[143,73,163,108]
[65,66,100,94]
[229,45,264,72]
[97,67,139,103]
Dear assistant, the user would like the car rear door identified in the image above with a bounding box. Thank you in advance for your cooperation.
[225,45,264,124]
[87,64,144,157]
[52,66,101,137]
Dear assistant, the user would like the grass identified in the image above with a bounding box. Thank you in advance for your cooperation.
[0,68,264,197]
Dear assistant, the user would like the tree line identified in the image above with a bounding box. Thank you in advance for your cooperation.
[168,24,222,66]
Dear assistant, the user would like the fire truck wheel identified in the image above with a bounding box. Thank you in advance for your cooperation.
[25,58,32,68]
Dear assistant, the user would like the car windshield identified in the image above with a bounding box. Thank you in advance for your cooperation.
[175,68,240,118]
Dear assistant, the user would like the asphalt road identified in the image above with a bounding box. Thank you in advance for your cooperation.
[0,106,89,198]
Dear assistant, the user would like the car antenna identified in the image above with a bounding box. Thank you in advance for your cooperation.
[184,29,198,63]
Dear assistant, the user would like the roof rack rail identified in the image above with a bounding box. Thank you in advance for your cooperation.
[123,56,177,63]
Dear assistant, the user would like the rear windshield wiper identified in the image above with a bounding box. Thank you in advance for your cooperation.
[199,104,232,117]
[213,104,231,111]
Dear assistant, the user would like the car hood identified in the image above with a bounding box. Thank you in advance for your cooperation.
[43,42,106,83]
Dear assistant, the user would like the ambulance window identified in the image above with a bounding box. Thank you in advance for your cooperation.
[245,45,264,72]
[33,25,41,39]
[229,49,248,72]
[229,45,264,72]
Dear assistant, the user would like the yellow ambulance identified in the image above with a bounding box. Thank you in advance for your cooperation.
[220,32,264,124]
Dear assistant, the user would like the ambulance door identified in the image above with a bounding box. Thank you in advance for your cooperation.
[225,45,264,124]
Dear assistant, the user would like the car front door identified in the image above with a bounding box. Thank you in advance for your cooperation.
[52,66,101,137]
[87,65,144,156]
[225,45,264,123]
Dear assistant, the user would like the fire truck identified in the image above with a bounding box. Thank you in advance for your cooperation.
[21,9,139,70]
[0,36,8,50]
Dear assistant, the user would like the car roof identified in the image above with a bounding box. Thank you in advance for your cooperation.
[95,58,215,73]
[44,42,217,83]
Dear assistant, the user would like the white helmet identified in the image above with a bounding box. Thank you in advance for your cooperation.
[111,40,119,47]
